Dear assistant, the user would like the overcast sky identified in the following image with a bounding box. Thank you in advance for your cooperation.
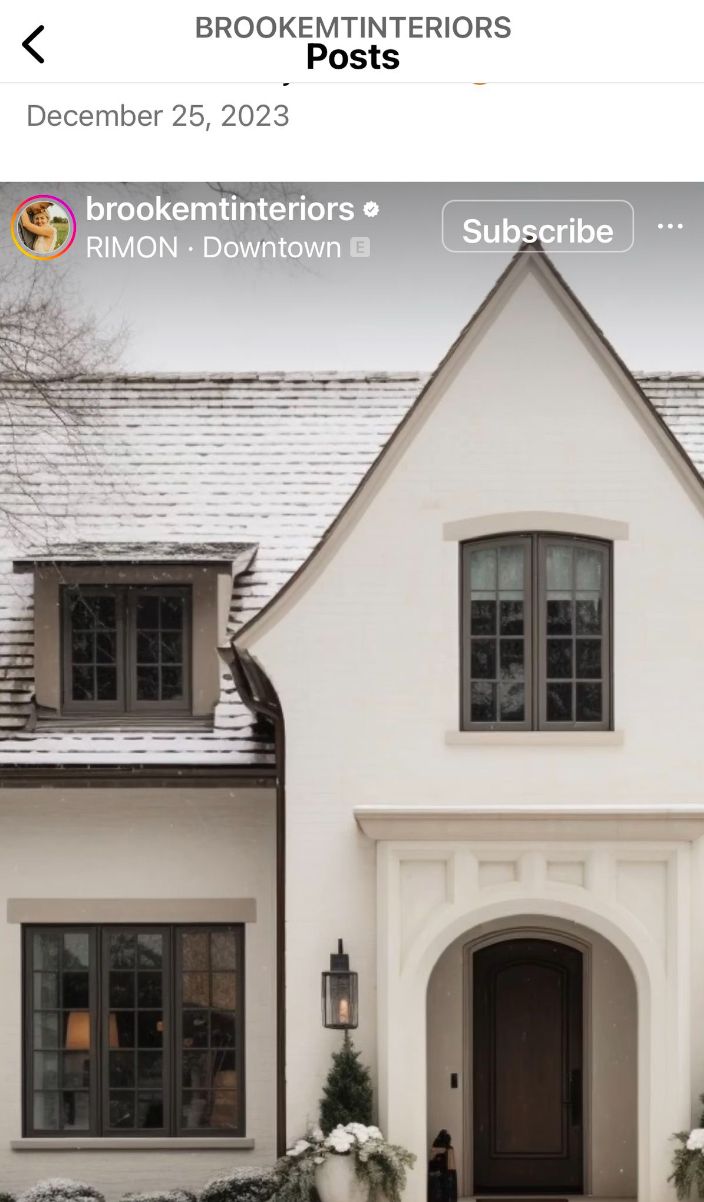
[6,182,704,373]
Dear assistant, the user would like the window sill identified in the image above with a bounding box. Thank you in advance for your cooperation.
[11,1137,255,1151]
[445,730,624,747]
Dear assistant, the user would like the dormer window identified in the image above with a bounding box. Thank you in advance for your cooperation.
[62,586,191,714]
[461,535,611,731]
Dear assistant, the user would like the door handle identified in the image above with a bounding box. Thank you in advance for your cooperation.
[569,1068,582,1125]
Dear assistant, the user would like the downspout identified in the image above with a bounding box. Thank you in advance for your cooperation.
[230,642,287,1157]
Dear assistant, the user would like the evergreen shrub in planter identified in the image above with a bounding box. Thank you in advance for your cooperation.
[274,1124,415,1202]
[319,1033,373,1132]
[671,1096,704,1198]
[273,1032,415,1202]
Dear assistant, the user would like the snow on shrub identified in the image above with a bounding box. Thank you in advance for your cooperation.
[0,1192,16,1202]
[199,1168,275,1202]
[119,1193,196,1202]
[18,1182,105,1202]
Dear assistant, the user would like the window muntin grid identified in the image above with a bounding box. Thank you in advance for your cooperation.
[24,925,245,1138]
[461,535,611,731]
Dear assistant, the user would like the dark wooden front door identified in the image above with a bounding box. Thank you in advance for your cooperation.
[473,938,583,1195]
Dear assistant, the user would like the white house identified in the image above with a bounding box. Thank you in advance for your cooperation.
[1,245,704,1202]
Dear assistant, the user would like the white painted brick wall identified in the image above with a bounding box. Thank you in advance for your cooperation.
[0,786,276,1199]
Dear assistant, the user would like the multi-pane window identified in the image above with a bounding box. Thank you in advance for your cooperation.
[103,930,171,1133]
[30,930,94,1134]
[540,539,607,726]
[461,535,611,731]
[62,586,190,713]
[179,930,241,1131]
[463,538,531,727]
[25,925,245,1137]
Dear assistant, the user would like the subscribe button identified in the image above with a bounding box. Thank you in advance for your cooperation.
[442,199,635,254]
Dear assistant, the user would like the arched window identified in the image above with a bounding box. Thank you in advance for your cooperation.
[461,535,611,730]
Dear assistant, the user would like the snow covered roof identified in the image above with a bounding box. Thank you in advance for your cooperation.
[13,541,256,566]
[0,370,702,769]
[632,374,704,476]
[0,372,420,769]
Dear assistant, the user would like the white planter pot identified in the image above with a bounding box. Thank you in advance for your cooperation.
[315,1153,369,1202]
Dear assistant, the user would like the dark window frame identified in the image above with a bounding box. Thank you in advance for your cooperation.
[460,533,612,732]
[61,585,192,716]
[174,924,246,1139]
[460,534,533,733]
[23,924,246,1139]
[24,925,99,1138]
[61,588,125,715]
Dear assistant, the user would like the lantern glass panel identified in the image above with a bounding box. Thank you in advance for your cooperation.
[321,971,358,1029]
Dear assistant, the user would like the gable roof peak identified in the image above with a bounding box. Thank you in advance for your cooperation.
[236,245,704,649]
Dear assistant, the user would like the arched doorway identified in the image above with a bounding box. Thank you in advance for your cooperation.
[427,918,638,1199]
[365,818,695,1202]
[372,838,687,1202]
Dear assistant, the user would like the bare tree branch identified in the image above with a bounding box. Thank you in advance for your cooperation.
[0,264,126,542]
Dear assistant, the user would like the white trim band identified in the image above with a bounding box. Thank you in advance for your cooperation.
[354,804,704,842]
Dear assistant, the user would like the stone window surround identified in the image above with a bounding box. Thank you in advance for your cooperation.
[11,1137,255,1151]
[7,900,257,925]
[442,511,630,545]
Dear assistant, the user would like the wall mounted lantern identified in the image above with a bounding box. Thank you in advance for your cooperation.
[322,939,358,1029]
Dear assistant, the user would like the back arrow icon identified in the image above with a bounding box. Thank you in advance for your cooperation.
[22,25,44,63]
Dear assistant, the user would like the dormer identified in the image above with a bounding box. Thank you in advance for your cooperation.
[13,541,257,725]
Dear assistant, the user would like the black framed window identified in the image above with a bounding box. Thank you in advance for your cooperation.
[62,586,191,714]
[25,925,245,1137]
[461,535,611,731]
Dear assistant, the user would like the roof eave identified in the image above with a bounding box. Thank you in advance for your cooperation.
[0,762,276,787]
[13,545,258,573]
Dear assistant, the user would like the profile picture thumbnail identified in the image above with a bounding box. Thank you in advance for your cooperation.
[11,194,77,260]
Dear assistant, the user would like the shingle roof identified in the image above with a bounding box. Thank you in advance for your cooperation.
[0,371,702,767]
[634,374,704,476]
